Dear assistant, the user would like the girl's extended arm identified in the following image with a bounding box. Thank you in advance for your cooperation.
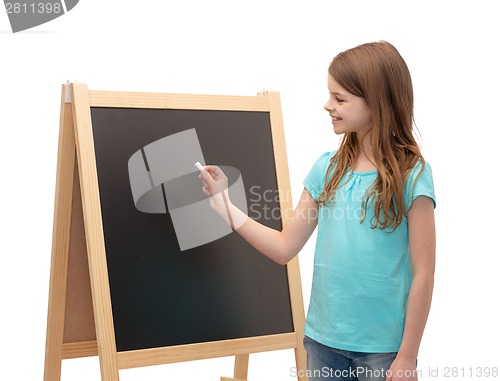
[388,195,436,380]
[199,166,318,265]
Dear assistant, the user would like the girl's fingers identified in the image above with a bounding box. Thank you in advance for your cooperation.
[200,171,212,186]
[208,165,224,179]
[200,173,214,195]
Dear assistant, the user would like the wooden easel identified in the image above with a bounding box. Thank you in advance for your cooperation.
[43,83,308,381]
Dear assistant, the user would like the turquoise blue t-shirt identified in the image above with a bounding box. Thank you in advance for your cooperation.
[303,151,436,353]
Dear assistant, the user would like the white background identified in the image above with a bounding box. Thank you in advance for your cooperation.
[1,1,499,380]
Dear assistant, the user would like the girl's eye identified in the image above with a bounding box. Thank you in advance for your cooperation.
[335,98,345,103]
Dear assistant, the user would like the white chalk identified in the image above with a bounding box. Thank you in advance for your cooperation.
[195,162,204,171]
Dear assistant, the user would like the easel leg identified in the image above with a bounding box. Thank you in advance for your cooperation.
[234,354,249,379]
[221,354,249,381]
[295,341,308,381]
[71,83,120,381]
[44,92,76,381]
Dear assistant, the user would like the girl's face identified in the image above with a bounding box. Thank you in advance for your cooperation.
[324,75,372,136]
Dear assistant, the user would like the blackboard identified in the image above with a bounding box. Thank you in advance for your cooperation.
[44,85,307,380]
[91,107,294,351]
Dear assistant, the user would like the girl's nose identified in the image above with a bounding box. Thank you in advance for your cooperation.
[324,100,334,112]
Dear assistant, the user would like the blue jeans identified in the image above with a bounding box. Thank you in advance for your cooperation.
[303,335,398,381]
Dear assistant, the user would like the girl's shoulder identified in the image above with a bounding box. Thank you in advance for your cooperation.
[404,159,436,210]
[311,150,336,171]
[307,151,337,181]
[304,151,337,200]
[406,159,434,182]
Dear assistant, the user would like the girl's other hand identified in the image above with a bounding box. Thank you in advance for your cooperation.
[386,357,418,381]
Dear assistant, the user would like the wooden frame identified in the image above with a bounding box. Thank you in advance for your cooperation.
[43,83,308,381]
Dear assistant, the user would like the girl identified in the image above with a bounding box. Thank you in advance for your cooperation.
[199,41,436,381]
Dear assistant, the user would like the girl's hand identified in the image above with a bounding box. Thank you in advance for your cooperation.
[198,165,231,219]
[386,357,418,381]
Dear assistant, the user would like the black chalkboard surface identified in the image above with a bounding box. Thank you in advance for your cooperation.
[91,107,294,352]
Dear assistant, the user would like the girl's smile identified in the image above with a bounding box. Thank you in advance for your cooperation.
[330,115,343,123]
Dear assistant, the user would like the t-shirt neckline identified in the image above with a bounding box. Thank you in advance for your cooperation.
[349,167,378,176]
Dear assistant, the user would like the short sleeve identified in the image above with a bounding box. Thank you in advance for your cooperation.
[303,152,333,201]
[404,161,436,211]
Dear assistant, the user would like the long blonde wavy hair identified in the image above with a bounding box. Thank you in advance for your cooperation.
[317,41,425,231]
